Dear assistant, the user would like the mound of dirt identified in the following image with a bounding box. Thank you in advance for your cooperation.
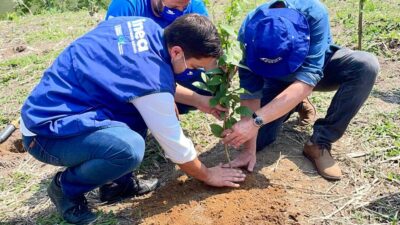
[134,173,301,225]
[0,129,24,154]
[0,129,25,168]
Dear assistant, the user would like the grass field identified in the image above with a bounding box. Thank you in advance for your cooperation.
[0,0,399,224]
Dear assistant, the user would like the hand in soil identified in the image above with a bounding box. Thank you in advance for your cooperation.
[205,163,246,187]
[222,117,259,148]
[222,149,256,172]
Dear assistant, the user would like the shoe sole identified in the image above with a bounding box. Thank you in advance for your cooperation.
[302,151,341,181]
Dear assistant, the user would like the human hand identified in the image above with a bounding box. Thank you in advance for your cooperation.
[196,95,228,120]
[222,117,259,148]
[222,148,256,172]
[204,163,246,187]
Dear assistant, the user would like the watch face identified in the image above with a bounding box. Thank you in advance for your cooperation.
[254,117,263,126]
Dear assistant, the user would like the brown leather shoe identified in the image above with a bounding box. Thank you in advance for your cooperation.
[297,97,316,126]
[303,141,342,180]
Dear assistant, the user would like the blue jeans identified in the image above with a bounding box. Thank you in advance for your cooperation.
[22,126,145,198]
[256,48,380,151]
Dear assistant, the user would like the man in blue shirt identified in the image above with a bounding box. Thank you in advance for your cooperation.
[106,0,217,117]
[21,14,246,224]
[106,0,208,28]
[222,0,379,181]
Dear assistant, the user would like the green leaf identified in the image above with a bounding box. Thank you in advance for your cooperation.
[219,96,230,107]
[209,85,218,95]
[192,81,209,91]
[225,117,237,129]
[236,63,251,70]
[219,24,237,37]
[219,83,228,95]
[209,97,219,107]
[235,106,253,117]
[207,75,222,86]
[234,88,250,94]
[218,54,228,66]
[229,94,241,103]
[210,123,224,138]
[205,67,225,76]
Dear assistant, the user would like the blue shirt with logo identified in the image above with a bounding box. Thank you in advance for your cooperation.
[238,0,333,98]
[21,17,175,137]
[105,0,208,28]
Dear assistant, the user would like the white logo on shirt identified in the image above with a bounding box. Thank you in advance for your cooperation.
[114,25,125,55]
[127,19,149,53]
[260,57,282,64]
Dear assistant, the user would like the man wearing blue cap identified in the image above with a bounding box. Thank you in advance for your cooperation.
[106,0,216,116]
[20,14,246,224]
[222,0,379,180]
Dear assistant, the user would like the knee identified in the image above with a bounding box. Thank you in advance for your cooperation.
[256,136,275,152]
[256,129,277,151]
[351,51,380,85]
[108,133,145,170]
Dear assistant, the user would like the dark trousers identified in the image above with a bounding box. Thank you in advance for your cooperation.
[175,75,212,114]
[256,48,380,151]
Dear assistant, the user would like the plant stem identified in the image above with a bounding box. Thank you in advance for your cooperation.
[223,115,232,168]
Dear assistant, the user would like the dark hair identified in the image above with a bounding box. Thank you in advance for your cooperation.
[164,14,223,59]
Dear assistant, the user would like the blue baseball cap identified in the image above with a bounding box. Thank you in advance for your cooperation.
[242,7,310,78]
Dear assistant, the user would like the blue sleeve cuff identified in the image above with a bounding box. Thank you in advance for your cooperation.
[238,66,264,93]
[294,71,322,87]
[240,89,263,100]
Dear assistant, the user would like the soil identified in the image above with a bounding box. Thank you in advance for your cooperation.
[0,129,25,170]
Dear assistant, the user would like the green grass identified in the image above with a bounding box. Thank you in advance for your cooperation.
[0,50,61,128]
[36,212,72,225]
[0,10,103,129]
[323,0,400,59]
[26,27,69,44]
[36,210,119,225]
[11,172,32,191]
[361,111,400,158]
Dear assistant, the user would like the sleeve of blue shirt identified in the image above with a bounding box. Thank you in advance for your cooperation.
[294,8,330,87]
[237,11,264,100]
[105,0,136,20]
[187,0,209,16]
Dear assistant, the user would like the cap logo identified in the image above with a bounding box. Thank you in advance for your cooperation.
[260,57,282,64]
[167,9,175,15]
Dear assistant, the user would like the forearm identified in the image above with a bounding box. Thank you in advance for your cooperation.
[256,81,313,124]
[178,157,209,182]
[175,84,200,107]
[241,99,260,153]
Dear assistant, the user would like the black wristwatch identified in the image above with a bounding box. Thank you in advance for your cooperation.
[252,112,264,127]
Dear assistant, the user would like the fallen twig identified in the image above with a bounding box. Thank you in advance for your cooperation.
[346,152,369,158]
[273,151,283,172]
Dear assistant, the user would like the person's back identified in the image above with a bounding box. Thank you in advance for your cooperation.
[105,0,208,28]
[22,16,173,137]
